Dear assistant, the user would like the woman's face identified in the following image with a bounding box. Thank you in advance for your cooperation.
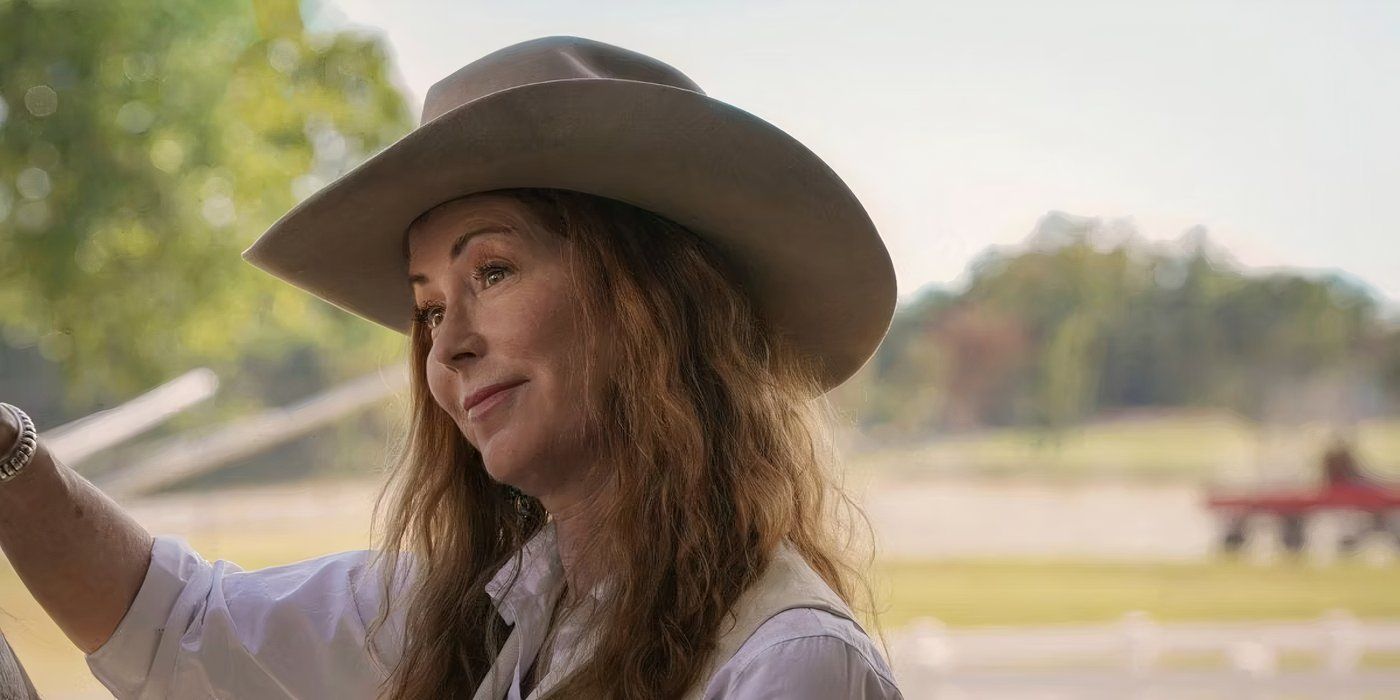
[406,193,604,502]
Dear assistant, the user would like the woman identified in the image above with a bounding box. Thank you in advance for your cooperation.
[0,36,901,698]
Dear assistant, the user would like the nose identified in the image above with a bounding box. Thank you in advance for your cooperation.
[428,303,483,373]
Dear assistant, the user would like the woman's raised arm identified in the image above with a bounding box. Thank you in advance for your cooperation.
[0,407,154,655]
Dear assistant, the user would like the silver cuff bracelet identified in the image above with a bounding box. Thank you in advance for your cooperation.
[0,403,38,483]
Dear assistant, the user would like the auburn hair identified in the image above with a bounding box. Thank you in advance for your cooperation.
[363,188,876,698]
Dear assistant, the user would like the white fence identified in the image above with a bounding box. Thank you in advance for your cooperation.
[888,612,1400,698]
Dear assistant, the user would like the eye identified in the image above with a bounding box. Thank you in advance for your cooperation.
[473,262,512,289]
[413,302,444,330]
[412,262,511,330]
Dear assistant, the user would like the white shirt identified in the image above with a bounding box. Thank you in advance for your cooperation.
[85,524,903,699]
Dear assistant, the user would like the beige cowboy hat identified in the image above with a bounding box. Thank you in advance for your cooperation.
[241,35,896,391]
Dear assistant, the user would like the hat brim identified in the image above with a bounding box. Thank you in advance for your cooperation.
[241,78,895,391]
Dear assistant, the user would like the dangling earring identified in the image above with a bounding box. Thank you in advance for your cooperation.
[504,484,536,525]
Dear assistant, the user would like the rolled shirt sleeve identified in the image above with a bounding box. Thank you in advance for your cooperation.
[84,535,403,699]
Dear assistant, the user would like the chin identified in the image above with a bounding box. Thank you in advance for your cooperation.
[479,459,517,487]
[477,449,531,491]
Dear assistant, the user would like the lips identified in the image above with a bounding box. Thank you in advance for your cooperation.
[463,379,527,416]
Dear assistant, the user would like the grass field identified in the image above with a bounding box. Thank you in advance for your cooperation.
[850,411,1400,482]
[876,557,1400,628]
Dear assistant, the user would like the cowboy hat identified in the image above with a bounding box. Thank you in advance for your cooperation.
[241,35,895,391]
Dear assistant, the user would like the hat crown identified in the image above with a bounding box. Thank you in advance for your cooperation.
[421,36,706,125]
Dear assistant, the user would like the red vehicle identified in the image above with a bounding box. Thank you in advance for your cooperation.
[1205,482,1400,553]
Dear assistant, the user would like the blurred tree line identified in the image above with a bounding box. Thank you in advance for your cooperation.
[0,0,412,425]
[833,212,1400,439]
[0,0,413,487]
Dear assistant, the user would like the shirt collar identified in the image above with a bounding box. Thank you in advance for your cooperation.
[483,520,613,626]
[484,521,566,625]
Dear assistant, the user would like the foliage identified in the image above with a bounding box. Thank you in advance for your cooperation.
[852,212,1395,436]
[0,0,413,411]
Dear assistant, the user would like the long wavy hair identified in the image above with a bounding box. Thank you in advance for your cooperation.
[363,187,877,698]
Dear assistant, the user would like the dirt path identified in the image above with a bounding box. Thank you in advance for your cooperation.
[126,476,1225,560]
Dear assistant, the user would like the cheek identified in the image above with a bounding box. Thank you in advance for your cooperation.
[543,319,607,425]
[424,362,458,419]
[496,301,588,408]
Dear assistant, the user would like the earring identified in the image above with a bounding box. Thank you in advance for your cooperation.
[503,484,535,523]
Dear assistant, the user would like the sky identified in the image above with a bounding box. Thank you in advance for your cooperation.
[312,0,1400,308]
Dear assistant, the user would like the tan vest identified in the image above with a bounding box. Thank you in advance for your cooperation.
[470,544,857,700]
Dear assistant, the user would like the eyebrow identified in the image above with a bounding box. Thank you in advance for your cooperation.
[408,225,515,286]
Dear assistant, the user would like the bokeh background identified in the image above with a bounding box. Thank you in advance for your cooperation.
[3,1,1399,698]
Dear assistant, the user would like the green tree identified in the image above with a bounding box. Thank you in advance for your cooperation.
[844,213,1396,438]
[0,0,413,410]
